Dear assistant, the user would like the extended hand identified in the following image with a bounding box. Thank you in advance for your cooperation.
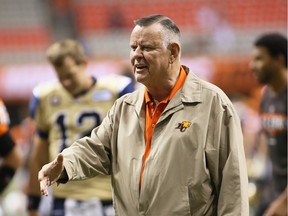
[38,154,64,196]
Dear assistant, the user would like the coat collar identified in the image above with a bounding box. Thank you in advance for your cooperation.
[179,65,202,103]
[124,65,203,116]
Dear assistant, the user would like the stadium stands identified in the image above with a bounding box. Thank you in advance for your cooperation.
[0,0,286,101]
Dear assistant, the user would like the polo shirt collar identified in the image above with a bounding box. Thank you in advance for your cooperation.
[144,66,187,105]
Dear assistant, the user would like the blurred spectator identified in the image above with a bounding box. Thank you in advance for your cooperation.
[250,33,287,216]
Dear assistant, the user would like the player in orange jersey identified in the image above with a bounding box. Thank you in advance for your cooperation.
[0,99,22,194]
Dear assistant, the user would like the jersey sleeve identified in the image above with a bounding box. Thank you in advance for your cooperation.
[29,85,49,139]
[96,74,135,99]
[117,76,135,97]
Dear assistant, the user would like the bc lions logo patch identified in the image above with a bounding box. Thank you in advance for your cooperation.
[176,121,191,132]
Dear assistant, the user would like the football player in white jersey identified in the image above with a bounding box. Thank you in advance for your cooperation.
[27,39,134,216]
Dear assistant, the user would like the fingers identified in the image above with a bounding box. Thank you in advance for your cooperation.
[39,177,49,196]
[38,154,65,196]
[38,165,50,196]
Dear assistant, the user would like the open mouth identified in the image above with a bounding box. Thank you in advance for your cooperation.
[135,64,147,71]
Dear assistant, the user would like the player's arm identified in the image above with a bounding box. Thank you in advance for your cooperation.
[1,141,22,170]
[27,134,49,216]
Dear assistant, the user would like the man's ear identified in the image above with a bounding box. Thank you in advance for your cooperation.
[168,43,180,63]
[276,54,286,67]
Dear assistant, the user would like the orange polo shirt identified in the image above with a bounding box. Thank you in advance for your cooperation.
[140,66,187,188]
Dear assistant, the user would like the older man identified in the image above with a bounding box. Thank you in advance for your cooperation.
[38,14,249,215]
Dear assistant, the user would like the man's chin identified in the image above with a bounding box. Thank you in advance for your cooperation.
[135,75,145,83]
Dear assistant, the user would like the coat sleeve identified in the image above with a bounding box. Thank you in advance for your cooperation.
[61,102,115,181]
[206,103,249,215]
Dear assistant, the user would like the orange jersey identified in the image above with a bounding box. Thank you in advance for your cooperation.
[0,99,10,136]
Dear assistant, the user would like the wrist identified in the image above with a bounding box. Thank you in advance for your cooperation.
[56,168,68,184]
[27,194,41,210]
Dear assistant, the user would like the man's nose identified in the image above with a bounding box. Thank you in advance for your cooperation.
[62,79,72,88]
[134,47,143,58]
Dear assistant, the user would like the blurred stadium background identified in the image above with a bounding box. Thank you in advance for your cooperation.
[0,0,286,215]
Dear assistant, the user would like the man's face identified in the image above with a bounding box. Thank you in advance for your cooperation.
[129,23,171,87]
[54,56,86,96]
[250,46,277,85]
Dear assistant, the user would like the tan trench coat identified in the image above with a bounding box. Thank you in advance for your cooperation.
[62,67,249,216]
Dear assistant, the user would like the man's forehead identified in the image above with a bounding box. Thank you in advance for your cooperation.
[130,24,163,41]
[254,46,270,57]
[133,22,162,31]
